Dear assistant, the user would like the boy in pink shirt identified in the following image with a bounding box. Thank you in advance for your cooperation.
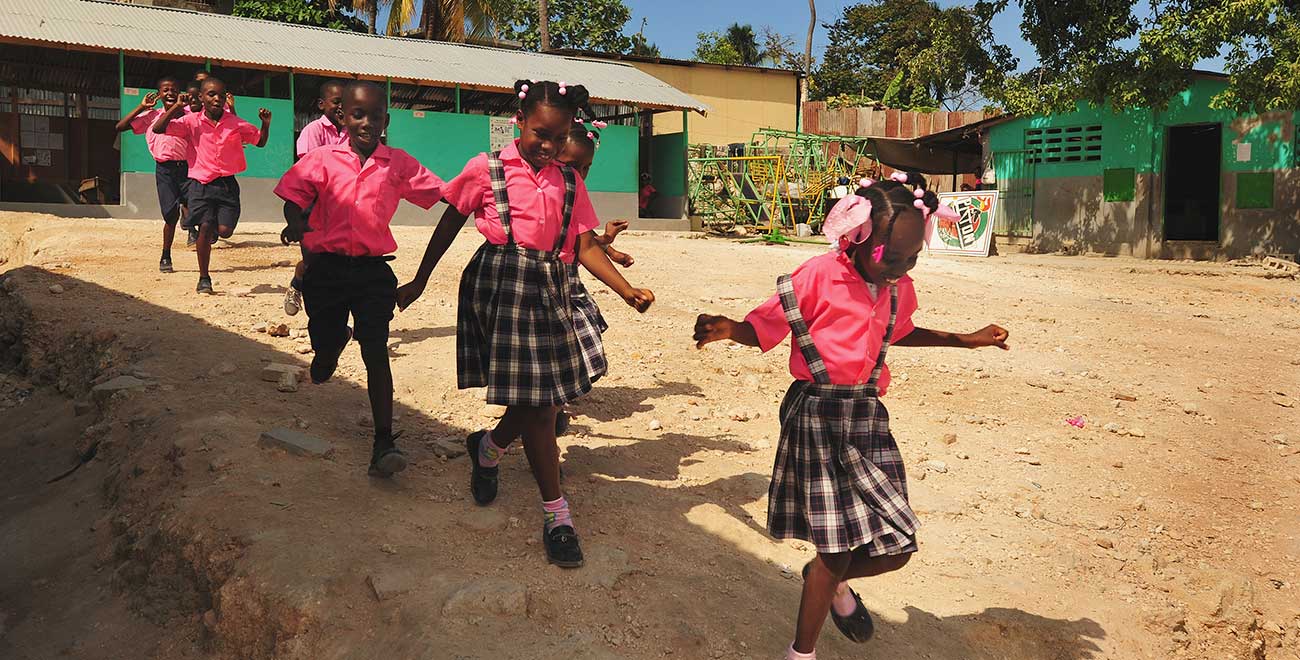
[115,76,193,273]
[154,76,270,294]
[275,81,444,478]
[694,173,1009,660]
[283,79,349,318]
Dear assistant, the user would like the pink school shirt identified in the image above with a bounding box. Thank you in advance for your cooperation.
[129,108,192,163]
[164,110,260,184]
[441,141,600,264]
[744,251,918,393]
[273,143,444,257]
[295,114,348,158]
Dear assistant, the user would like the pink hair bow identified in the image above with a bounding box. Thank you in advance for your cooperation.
[824,194,874,254]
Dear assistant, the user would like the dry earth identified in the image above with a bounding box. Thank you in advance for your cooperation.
[1,212,1297,660]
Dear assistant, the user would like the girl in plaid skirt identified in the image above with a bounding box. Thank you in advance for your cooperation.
[397,80,654,568]
[553,124,637,435]
[694,173,1009,659]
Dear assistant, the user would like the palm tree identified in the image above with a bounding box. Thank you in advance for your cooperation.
[803,0,815,103]
[724,23,763,66]
[411,0,500,41]
[538,0,549,51]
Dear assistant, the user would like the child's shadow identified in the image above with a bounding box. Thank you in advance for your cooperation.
[387,326,456,356]
[567,380,704,422]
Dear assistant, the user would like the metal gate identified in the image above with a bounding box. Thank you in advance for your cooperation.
[993,151,1035,238]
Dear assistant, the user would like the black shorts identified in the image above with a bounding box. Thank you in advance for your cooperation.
[185,176,240,231]
[155,160,189,220]
[301,253,398,347]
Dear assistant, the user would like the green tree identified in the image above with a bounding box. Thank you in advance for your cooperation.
[630,32,661,57]
[724,23,764,66]
[812,0,1013,110]
[760,26,808,70]
[495,0,632,53]
[987,0,1300,114]
[693,30,743,65]
[232,0,367,32]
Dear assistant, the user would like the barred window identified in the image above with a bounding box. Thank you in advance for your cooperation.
[1025,125,1102,164]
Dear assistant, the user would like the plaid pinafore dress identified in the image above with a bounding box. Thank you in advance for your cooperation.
[767,274,921,555]
[455,152,596,407]
[566,265,609,382]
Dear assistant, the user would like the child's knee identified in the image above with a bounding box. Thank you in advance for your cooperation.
[816,552,852,577]
[163,208,181,225]
[216,225,235,239]
[357,338,390,363]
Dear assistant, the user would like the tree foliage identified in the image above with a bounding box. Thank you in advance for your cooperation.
[629,32,661,57]
[812,0,1014,111]
[724,23,763,66]
[495,0,632,53]
[233,0,367,32]
[693,30,743,65]
[987,0,1300,114]
[760,26,809,71]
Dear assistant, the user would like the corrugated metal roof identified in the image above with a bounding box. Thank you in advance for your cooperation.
[0,0,709,113]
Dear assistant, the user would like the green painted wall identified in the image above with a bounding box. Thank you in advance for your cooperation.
[118,88,292,178]
[989,77,1298,184]
[583,124,638,194]
[651,132,687,197]
[387,110,489,180]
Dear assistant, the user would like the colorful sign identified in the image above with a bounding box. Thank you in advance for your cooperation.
[927,192,997,256]
[489,116,515,152]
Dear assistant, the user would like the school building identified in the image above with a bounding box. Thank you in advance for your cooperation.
[0,0,708,227]
[554,50,802,218]
[985,72,1300,260]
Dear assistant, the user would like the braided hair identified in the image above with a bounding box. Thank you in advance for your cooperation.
[854,171,939,254]
[513,79,593,122]
[568,123,599,151]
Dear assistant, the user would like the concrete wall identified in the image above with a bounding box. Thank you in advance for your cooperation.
[634,62,799,146]
[1025,174,1157,257]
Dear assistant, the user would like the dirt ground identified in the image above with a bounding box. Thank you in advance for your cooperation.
[0,212,1297,660]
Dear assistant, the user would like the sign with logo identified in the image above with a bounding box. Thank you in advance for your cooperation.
[927,192,997,256]
[489,116,516,152]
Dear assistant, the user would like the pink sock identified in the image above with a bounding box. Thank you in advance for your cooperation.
[478,431,506,468]
[542,496,573,532]
[832,583,858,617]
[786,643,816,659]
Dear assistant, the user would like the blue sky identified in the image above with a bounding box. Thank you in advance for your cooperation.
[377,0,1226,73]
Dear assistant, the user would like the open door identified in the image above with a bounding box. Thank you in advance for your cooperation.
[1163,124,1221,241]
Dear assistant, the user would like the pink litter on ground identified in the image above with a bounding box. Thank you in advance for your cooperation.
[1067,416,1086,428]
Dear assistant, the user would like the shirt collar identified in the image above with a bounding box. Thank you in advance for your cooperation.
[315,114,342,133]
[499,140,523,162]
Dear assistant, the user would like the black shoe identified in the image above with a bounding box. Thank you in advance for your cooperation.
[543,524,584,568]
[159,255,174,273]
[802,561,875,642]
[309,326,351,384]
[368,446,408,478]
[555,410,571,436]
[466,431,499,506]
[196,276,214,294]
[186,228,198,247]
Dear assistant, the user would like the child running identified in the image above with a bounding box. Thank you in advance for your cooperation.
[153,76,270,294]
[274,80,443,477]
[181,81,205,247]
[693,173,1010,659]
[283,79,349,317]
[397,79,654,568]
[552,122,634,435]
[115,76,192,273]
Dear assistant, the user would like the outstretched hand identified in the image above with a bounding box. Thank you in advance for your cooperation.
[623,287,654,313]
[258,107,272,122]
[395,281,425,311]
[693,314,735,349]
[966,324,1010,350]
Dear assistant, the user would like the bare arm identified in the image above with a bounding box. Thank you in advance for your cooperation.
[395,205,470,310]
[693,315,760,349]
[255,108,271,148]
[577,231,652,312]
[151,95,188,134]
[281,201,309,244]
[893,325,1010,350]
[115,92,158,133]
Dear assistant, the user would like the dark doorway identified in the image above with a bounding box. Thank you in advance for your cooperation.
[1163,124,1221,241]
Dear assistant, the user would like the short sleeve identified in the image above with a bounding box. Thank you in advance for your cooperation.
[129,111,154,135]
[238,118,261,144]
[273,151,325,209]
[162,112,191,138]
[294,128,312,158]
[567,175,601,236]
[744,293,792,353]
[440,153,489,216]
[891,277,918,341]
[398,154,446,210]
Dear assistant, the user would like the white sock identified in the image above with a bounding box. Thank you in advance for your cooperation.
[786,643,816,659]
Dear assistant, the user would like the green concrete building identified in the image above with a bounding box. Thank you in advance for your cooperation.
[987,72,1298,260]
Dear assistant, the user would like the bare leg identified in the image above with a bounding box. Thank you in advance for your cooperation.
[196,223,213,278]
[794,552,851,653]
[842,549,912,580]
[518,406,561,501]
[359,340,392,437]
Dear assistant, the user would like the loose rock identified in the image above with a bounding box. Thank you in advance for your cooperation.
[727,409,750,422]
[922,460,948,474]
[648,419,663,431]
[442,580,527,618]
[1095,537,1115,549]
[1015,447,1032,455]
[258,428,331,457]
[252,322,268,333]
[276,371,299,393]
[942,433,958,445]
[48,284,64,294]
[268,323,291,337]
[1114,392,1138,402]
[261,363,305,383]
[431,438,467,459]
